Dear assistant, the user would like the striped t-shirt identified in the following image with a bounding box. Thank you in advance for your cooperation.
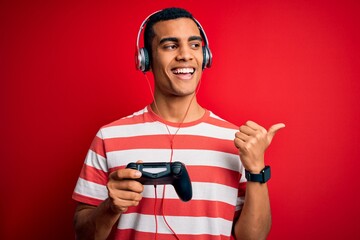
[73,105,247,240]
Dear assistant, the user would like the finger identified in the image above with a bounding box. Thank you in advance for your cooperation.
[239,125,256,136]
[235,131,250,142]
[241,121,267,136]
[114,179,144,193]
[245,120,263,130]
[234,136,244,149]
[267,123,286,142]
[108,187,142,202]
[109,168,142,181]
[107,178,144,202]
[112,189,143,201]
[115,197,142,208]
[109,192,143,213]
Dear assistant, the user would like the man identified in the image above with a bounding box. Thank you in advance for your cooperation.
[73,7,284,240]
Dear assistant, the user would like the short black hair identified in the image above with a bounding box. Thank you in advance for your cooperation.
[144,8,196,60]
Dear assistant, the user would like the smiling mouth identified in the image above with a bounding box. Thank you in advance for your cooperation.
[171,67,195,75]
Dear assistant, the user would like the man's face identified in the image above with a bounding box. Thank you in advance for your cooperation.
[150,18,204,99]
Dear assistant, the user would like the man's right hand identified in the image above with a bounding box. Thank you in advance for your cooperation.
[107,165,144,214]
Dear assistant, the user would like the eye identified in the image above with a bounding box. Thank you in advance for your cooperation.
[163,44,177,50]
[190,42,201,49]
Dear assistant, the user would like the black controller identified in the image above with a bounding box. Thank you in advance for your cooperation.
[126,161,192,202]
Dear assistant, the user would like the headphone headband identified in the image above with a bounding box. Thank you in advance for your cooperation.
[135,10,161,59]
[135,10,212,72]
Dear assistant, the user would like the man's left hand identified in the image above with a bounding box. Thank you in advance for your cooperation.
[234,121,285,173]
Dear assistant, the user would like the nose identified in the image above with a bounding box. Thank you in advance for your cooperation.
[175,45,193,62]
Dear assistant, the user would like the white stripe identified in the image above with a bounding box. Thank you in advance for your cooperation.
[99,122,236,140]
[142,182,238,206]
[84,150,108,172]
[75,181,239,207]
[122,107,148,119]
[236,196,245,211]
[209,111,226,121]
[95,129,103,139]
[74,178,240,208]
[118,213,233,236]
[80,151,243,205]
[74,178,108,200]
[107,149,241,172]
[240,165,247,182]
[193,182,238,205]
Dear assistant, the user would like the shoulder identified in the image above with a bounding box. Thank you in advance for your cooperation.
[205,110,239,130]
[103,107,149,127]
[96,106,152,138]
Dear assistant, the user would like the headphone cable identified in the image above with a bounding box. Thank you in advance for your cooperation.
[143,72,203,240]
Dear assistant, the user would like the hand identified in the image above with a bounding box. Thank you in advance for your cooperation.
[106,161,144,214]
[234,121,285,173]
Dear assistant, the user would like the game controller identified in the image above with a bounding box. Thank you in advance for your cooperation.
[126,161,192,202]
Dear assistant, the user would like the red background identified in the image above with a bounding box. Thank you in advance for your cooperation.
[1,0,360,239]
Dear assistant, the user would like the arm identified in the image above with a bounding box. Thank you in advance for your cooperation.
[234,181,271,240]
[73,200,121,240]
[234,121,285,240]
[73,168,143,240]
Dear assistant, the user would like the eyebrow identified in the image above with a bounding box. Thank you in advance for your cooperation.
[189,36,203,42]
[159,36,203,44]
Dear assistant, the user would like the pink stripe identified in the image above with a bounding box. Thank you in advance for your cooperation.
[89,136,106,157]
[72,192,103,206]
[106,165,242,188]
[122,198,236,220]
[103,135,237,154]
[112,229,234,240]
[80,164,108,185]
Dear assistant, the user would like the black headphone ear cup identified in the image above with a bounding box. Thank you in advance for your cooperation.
[138,48,150,72]
[202,46,207,70]
[143,48,150,72]
[202,46,212,69]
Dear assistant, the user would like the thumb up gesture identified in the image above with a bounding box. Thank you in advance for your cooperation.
[234,121,285,173]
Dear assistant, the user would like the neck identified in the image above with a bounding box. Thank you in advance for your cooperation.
[151,93,204,123]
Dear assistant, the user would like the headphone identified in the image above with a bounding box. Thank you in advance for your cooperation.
[135,10,213,72]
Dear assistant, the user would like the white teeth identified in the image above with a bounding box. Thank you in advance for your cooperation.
[172,68,194,74]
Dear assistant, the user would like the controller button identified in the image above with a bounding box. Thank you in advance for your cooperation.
[172,166,182,175]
